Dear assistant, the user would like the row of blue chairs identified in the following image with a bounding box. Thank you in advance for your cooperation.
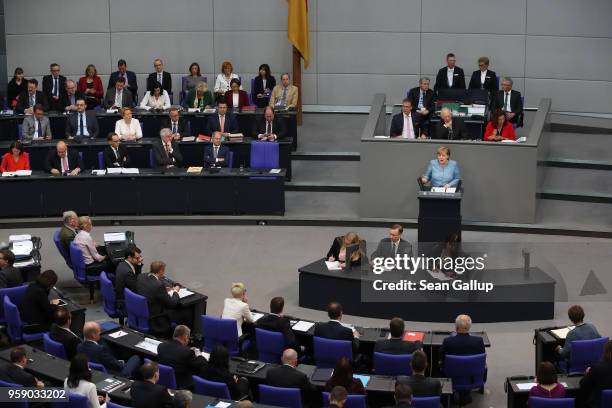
[52,231,99,302]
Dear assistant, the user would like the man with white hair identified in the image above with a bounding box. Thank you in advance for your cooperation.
[59,210,79,253]
[266,349,317,406]
[153,128,183,168]
[434,108,469,140]
[493,76,523,125]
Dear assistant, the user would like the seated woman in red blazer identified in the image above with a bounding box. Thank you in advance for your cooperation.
[77,64,104,110]
[224,78,250,109]
[484,109,516,141]
[1,141,30,172]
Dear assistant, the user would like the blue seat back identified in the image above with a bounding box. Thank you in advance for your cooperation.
[250,141,279,170]
[255,328,286,363]
[527,397,575,407]
[43,332,68,359]
[68,242,87,282]
[89,361,108,373]
[97,151,104,170]
[124,288,150,332]
[149,148,155,168]
[59,392,89,408]
[313,337,353,368]
[373,352,413,376]
[570,337,609,373]
[107,402,133,408]
[52,230,72,268]
[17,124,23,140]
[259,384,302,408]
[4,295,23,341]
[201,315,240,355]
[145,358,177,389]
[322,392,366,408]
[601,390,612,408]
[0,284,28,323]
[228,151,234,168]
[412,396,441,408]
[100,271,121,318]
[0,379,28,408]
[192,375,231,399]
[444,353,487,391]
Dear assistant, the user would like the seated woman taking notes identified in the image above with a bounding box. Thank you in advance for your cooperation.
[484,109,516,141]
[327,232,363,268]
[420,146,460,189]
[0,141,30,172]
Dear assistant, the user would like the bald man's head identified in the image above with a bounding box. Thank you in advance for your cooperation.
[83,321,101,341]
[281,348,298,367]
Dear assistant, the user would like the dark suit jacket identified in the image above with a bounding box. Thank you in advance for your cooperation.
[147,72,172,93]
[204,144,230,168]
[407,87,436,115]
[434,117,470,140]
[152,139,183,168]
[108,71,138,98]
[253,76,277,107]
[59,225,76,254]
[136,273,180,335]
[579,360,612,408]
[114,260,139,308]
[257,314,300,352]
[49,323,82,360]
[103,145,130,168]
[199,365,244,400]
[224,90,250,109]
[313,320,358,352]
[493,90,523,124]
[0,266,23,288]
[326,236,364,267]
[60,91,86,110]
[157,339,207,389]
[266,364,318,405]
[439,333,485,364]
[0,362,37,387]
[42,75,67,111]
[130,380,175,408]
[162,117,190,137]
[65,111,100,139]
[44,148,84,173]
[205,113,239,135]
[371,238,413,260]
[468,70,498,95]
[15,90,48,113]
[77,340,124,374]
[396,374,442,397]
[103,88,134,109]
[374,338,422,355]
[390,112,425,138]
[434,67,466,90]
[20,282,57,331]
[253,115,286,140]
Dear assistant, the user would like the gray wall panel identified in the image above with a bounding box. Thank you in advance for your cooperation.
[6,34,111,77]
[318,74,419,106]
[318,0,421,32]
[213,0,286,31]
[526,0,612,38]
[5,0,109,34]
[214,31,292,74]
[318,32,420,75]
[422,0,526,35]
[420,34,525,78]
[109,0,213,33]
[525,79,612,114]
[525,36,612,81]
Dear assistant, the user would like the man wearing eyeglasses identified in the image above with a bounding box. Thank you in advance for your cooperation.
[42,63,67,112]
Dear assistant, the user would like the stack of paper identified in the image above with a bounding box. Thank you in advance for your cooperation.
[177,288,194,299]
[9,234,31,242]
[104,232,126,242]
[92,169,106,176]
[135,337,162,354]
[182,136,196,142]
[12,241,33,256]
[251,312,264,322]
[15,170,31,176]
[108,330,128,339]
[325,261,342,270]
[292,320,315,332]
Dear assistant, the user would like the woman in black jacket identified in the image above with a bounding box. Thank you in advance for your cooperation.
[198,346,251,400]
[20,270,60,333]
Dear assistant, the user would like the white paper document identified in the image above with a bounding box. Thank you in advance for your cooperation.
[106,167,122,174]
[251,312,264,322]
[108,330,128,339]
[550,326,575,339]
[515,382,537,390]
[12,241,33,256]
[215,402,231,408]
[104,232,126,242]
[15,170,32,176]
[121,168,139,174]
[182,136,196,142]
[269,169,282,174]
[92,169,106,176]
[13,259,35,268]
[2,172,15,177]
[431,187,456,193]
[135,338,162,354]
[292,320,315,332]
[9,234,31,242]
[325,261,342,270]
[188,108,199,113]
[177,288,194,299]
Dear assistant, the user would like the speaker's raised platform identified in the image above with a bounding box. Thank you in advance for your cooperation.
[298,259,556,323]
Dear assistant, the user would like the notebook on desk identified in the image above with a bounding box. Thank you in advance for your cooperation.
[311,368,334,382]
[550,326,575,340]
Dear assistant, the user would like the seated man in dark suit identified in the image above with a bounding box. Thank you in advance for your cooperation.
[579,339,612,408]
[254,106,286,141]
[0,347,44,387]
[130,362,176,408]
[77,321,141,378]
[390,99,426,138]
[147,59,172,93]
[104,77,134,109]
[153,128,183,169]
[22,104,52,141]
[60,80,86,112]
[65,98,100,140]
[49,307,82,360]
[163,107,190,139]
[157,325,208,389]
[114,245,142,312]
[313,301,359,353]
[42,63,67,112]
[59,210,79,254]
[266,349,318,407]
[108,59,138,99]
[434,53,466,91]
[45,140,85,176]
[328,386,348,408]
[371,224,413,261]
[396,351,441,397]
[434,108,470,140]
[103,132,130,168]
[136,260,192,338]
[257,296,302,354]
[15,79,48,114]
[391,382,416,408]
[204,101,239,137]
[204,131,230,168]
[493,77,523,125]
[407,77,435,124]
[374,317,422,354]
[0,249,23,288]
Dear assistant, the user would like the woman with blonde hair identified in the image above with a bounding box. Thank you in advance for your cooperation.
[221,282,254,336]
[326,232,363,268]
[182,81,213,109]
[114,107,142,140]
[214,61,240,101]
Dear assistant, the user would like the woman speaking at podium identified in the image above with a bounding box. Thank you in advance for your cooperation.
[420,146,461,189]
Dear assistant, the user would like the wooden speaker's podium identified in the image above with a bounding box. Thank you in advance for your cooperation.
[417,189,462,243]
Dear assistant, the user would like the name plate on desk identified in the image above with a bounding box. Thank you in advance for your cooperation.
[431,187,456,193]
